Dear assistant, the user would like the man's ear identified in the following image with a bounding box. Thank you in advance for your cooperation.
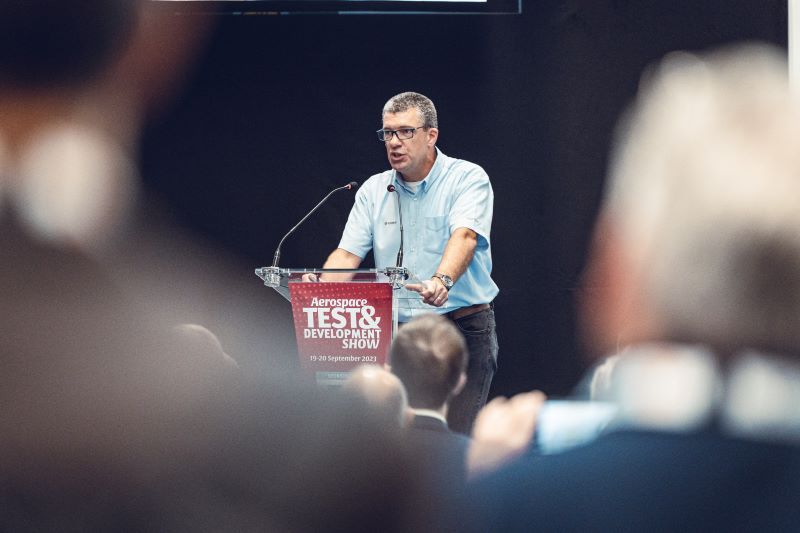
[579,214,656,356]
[452,371,467,396]
[580,215,625,355]
[427,127,439,147]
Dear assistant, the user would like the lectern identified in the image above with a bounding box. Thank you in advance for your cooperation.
[255,265,419,386]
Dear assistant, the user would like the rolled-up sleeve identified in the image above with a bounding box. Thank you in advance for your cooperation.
[338,187,374,259]
[448,165,494,248]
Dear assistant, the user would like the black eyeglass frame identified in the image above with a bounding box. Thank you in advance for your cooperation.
[376,126,427,142]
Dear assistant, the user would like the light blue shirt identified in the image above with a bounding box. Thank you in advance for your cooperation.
[339,148,499,322]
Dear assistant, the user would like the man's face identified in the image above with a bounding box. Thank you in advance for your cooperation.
[382,108,438,181]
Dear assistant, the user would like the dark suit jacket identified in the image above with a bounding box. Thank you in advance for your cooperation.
[406,414,471,485]
[410,414,471,452]
[463,428,800,532]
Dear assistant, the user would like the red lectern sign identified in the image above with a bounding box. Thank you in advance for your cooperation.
[289,281,393,383]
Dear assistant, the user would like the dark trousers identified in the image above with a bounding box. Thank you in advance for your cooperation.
[446,307,498,435]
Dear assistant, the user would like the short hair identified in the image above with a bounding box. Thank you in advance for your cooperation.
[0,1,139,89]
[390,313,467,409]
[383,92,438,129]
[605,44,800,354]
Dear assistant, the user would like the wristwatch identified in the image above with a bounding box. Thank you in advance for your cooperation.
[432,273,454,291]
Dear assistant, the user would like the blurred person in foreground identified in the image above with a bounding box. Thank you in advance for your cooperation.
[0,1,261,415]
[0,3,423,530]
[463,45,800,532]
[0,0,290,374]
[0,2,226,528]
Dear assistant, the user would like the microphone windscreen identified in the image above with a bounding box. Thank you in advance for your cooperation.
[348,181,359,189]
[387,184,395,192]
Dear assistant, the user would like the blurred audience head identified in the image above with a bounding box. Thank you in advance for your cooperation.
[0,1,215,253]
[390,313,468,412]
[582,44,800,358]
[170,323,242,389]
[173,323,239,368]
[343,364,409,427]
[0,1,143,250]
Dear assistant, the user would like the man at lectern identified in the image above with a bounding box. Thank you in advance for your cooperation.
[316,92,498,434]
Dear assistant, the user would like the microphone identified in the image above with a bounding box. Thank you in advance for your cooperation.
[272,181,358,267]
[387,184,404,268]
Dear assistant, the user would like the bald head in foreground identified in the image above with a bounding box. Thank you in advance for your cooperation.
[344,364,409,427]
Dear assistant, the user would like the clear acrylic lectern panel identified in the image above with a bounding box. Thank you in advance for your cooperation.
[255,266,423,340]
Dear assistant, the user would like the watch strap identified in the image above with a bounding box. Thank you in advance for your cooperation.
[432,273,454,291]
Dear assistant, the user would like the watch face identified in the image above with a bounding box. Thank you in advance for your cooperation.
[435,274,453,289]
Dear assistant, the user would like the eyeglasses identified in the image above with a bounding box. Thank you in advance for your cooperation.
[376,126,425,142]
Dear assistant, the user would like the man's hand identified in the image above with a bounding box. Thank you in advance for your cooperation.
[301,273,319,282]
[406,278,449,307]
[467,390,546,478]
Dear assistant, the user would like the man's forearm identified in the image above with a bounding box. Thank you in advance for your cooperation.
[434,227,478,282]
[406,228,478,306]
[317,248,362,281]
[322,248,363,269]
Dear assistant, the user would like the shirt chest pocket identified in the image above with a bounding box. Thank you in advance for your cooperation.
[423,215,449,254]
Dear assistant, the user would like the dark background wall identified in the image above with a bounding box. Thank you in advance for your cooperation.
[139,0,787,397]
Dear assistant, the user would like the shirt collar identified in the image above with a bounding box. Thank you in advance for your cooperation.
[410,408,448,425]
[605,343,720,433]
[603,343,800,443]
[392,147,444,194]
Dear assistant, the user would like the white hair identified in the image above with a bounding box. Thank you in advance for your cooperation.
[606,44,800,352]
